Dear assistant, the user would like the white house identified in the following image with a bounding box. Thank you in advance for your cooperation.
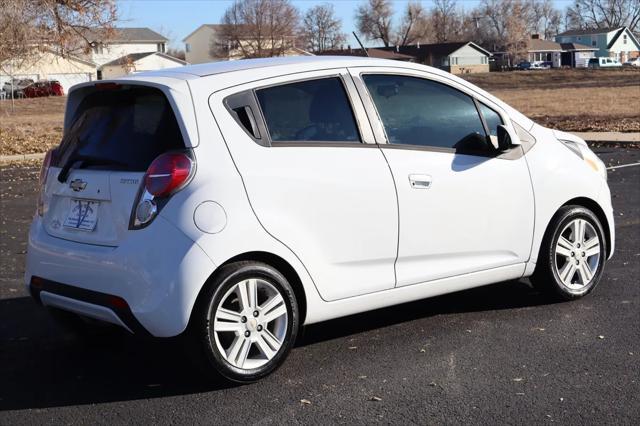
[1,27,186,95]
[100,51,187,79]
[555,27,640,63]
[527,36,597,67]
[82,27,187,79]
[0,50,97,94]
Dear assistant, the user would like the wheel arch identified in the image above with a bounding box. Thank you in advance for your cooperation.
[189,251,308,330]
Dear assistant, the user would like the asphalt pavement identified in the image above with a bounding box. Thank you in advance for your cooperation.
[0,148,638,425]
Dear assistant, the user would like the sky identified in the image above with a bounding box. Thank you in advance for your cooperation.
[117,0,576,49]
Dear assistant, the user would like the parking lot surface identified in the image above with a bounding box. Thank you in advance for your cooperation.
[1,148,638,424]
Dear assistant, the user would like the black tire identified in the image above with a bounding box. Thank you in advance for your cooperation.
[188,261,299,383]
[531,205,607,301]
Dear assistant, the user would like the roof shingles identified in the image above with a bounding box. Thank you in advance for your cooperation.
[87,27,168,43]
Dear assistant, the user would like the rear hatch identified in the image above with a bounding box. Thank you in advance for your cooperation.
[43,84,187,246]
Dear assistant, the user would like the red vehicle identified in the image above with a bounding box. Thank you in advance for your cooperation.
[22,80,64,98]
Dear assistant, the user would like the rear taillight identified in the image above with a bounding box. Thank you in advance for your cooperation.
[39,149,53,186]
[37,149,54,216]
[131,152,194,229]
[144,153,193,197]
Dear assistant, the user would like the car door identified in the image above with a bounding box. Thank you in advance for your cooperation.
[350,68,534,287]
[209,70,398,301]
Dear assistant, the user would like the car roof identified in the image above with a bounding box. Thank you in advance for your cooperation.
[132,55,423,79]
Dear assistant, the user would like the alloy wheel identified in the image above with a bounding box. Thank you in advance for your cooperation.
[554,218,601,290]
[211,278,288,370]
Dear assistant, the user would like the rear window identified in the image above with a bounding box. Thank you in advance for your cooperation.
[54,85,184,171]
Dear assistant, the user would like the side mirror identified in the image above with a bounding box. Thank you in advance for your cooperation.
[496,124,513,151]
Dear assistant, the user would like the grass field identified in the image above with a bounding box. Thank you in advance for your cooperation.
[1,68,639,155]
[463,68,640,132]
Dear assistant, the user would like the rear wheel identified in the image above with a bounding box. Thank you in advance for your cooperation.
[532,206,606,300]
[190,261,299,383]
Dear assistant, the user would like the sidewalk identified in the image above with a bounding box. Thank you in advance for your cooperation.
[572,132,640,143]
[1,132,639,163]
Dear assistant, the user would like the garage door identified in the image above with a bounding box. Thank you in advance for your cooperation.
[47,73,92,95]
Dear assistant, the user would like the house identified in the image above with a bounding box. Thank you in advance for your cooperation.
[83,27,169,66]
[379,42,491,74]
[555,27,640,63]
[183,24,310,63]
[0,49,97,94]
[99,52,187,79]
[1,27,186,95]
[528,36,597,67]
[81,27,185,79]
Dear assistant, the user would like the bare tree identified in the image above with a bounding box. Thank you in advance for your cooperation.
[431,0,461,43]
[565,0,639,31]
[0,0,116,109]
[0,0,116,64]
[302,4,346,52]
[355,0,394,47]
[395,1,431,46]
[529,0,562,38]
[477,0,532,61]
[167,48,186,61]
[218,0,300,59]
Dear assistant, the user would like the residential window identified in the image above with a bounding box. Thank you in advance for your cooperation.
[592,40,597,46]
[623,34,627,44]
[256,77,360,143]
[362,74,491,152]
[157,43,166,53]
[185,43,191,53]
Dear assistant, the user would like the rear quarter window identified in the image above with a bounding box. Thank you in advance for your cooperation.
[255,77,361,143]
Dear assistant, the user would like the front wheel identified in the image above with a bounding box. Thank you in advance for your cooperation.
[531,206,607,300]
[189,261,299,383]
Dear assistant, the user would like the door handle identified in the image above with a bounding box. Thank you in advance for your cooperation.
[409,174,432,189]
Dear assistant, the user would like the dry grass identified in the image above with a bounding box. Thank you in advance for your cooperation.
[463,68,640,132]
[1,97,65,156]
[462,68,640,90]
[0,69,639,155]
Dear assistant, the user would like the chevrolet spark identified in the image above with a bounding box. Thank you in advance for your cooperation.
[26,57,614,382]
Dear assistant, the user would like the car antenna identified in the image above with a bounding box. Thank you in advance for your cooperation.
[352,31,369,57]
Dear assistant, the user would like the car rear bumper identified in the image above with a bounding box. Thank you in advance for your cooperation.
[25,215,216,337]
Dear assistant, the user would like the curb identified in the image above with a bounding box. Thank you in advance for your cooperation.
[1,153,46,163]
[572,132,640,143]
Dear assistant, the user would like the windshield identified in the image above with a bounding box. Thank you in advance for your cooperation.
[54,85,184,171]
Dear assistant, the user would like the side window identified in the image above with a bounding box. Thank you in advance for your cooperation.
[256,77,360,143]
[362,74,490,152]
[479,103,503,137]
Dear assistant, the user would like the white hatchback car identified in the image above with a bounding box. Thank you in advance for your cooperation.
[26,57,614,382]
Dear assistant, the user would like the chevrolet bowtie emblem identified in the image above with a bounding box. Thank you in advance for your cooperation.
[69,179,87,192]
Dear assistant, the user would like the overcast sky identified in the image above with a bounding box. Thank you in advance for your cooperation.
[117,0,576,49]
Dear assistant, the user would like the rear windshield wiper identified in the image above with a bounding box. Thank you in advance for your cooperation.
[57,155,129,183]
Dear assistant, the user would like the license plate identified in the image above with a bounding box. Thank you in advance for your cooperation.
[63,199,99,231]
